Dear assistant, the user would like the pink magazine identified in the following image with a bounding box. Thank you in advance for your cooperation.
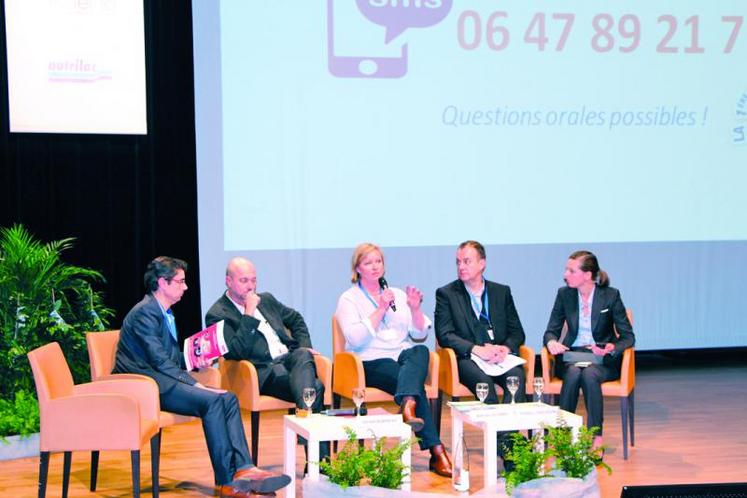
[183,320,228,371]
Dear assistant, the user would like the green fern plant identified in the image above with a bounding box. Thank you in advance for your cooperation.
[0,224,113,438]
[501,420,613,495]
[319,426,412,490]
[502,432,548,494]
[545,424,611,478]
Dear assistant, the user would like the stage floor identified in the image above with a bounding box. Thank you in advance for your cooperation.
[2,361,745,497]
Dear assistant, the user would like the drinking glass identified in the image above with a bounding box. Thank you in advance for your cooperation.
[506,376,520,405]
[302,387,316,412]
[533,377,545,403]
[352,387,366,416]
[476,382,489,404]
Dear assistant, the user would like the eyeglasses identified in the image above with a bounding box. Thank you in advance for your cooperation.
[170,278,187,285]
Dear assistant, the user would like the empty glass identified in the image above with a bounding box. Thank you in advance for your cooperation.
[476,382,489,404]
[506,376,520,405]
[302,387,316,412]
[533,377,545,403]
[352,387,366,416]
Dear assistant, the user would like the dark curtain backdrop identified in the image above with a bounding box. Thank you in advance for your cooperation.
[0,0,203,339]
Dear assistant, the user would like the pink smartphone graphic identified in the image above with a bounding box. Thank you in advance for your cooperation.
[327,0,408,79]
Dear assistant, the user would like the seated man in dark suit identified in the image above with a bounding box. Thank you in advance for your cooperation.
[113,256,290,498]
[205,257,327,463]
[434,240,527,468]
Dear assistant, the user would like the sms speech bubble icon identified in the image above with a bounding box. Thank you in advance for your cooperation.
[356,0,453,44]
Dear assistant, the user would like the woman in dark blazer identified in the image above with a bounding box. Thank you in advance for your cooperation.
[543,250,635,447]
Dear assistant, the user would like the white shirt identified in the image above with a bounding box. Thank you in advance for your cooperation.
[227,292,289,360]
[572,287,595,348]
[335,285,432,362]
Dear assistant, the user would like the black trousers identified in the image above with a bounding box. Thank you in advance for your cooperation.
[260,348,325,412]
[362,345,440,450]
[160,383,252,485]
[457,357,527,455]
[559,363,619,435]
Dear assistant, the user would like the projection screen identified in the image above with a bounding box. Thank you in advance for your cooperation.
[193,0,747,356]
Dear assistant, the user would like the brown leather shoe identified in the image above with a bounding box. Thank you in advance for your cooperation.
[231,466,291,494]
[218,485,276,498]
[399,396,424,432]
[428,444,453,478]
[218,483,252,498]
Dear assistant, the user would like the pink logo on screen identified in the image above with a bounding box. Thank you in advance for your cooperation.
[327,0,452,79]
[47,59,112,84]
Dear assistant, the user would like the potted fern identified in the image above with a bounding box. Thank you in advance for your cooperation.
[501,422,611,497]
[303,426,435,498]
[0,224,112,460]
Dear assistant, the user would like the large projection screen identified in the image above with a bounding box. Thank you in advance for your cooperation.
[3,0,147,134]
[193,0,747,357]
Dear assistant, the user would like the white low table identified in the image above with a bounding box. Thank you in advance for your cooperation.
[283,412,412,498]
[449,401,583,490]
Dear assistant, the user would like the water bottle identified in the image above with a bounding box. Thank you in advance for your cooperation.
[452,434,470,493]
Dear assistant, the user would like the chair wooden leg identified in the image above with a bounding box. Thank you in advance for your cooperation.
[251,411,260,465]
[131,450,141,498]
[620,397,630,460]
[90,451,99,491]
[629,389,635,447]
[150,432,161,498]
[38,451,50,498]
[431,395,442,437]
[62,451,72,498]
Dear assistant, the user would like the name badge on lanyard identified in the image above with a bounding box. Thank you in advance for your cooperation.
[486,328,494,341]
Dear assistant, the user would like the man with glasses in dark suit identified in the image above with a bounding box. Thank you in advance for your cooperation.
[114,256,290,498]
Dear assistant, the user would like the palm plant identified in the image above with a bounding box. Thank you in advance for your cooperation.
[0,224,113,438]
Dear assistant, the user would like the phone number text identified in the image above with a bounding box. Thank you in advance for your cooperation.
[457,11,744,54]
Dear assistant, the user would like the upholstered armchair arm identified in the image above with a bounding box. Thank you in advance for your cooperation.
[541,347,554,385]
[437,347,460,396]
[74,378,160,421]
[43,394,146,451]
[220,359,261,411]
[191,367,222,389]
[618,347,636,393]
[519,345,535,390]
[332,351,365,398]
[95,373,153,382]
[313,354,333,406]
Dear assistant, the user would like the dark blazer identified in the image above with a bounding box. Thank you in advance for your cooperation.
[542,285,635,376]
[113,293,196,393]
[205,292,312,385]
[435,279,525,357]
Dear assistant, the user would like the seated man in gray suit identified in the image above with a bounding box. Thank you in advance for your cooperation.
[114,256,290,498]
[205,257,327,464]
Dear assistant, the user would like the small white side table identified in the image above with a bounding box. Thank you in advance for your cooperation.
[283,413,412,498]
[449,402,583,490]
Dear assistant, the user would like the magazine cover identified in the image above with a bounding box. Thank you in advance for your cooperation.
[183,320,228,371]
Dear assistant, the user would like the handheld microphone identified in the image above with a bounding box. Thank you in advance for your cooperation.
[378,277,396,312]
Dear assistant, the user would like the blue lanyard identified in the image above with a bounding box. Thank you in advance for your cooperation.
[358,281,388,326]
[468,285,490,325]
